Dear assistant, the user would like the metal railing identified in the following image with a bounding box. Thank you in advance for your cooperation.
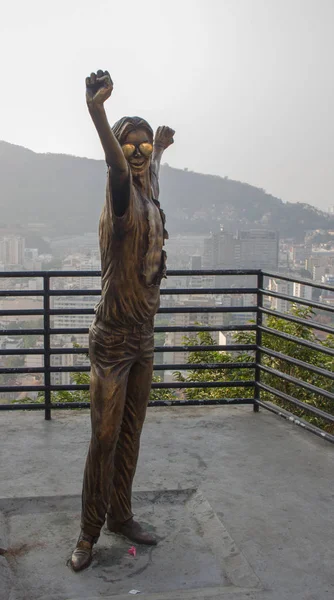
[0,269,333,443]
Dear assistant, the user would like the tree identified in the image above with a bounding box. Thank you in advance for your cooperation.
[173,306,333,433]
[173,329,253,400]
[148,374,176,403]
[242,305,334,433]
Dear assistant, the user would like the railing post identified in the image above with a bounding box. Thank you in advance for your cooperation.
[44,274,51,420]
[254,271,263,412]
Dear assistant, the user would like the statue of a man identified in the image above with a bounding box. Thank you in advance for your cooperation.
[70,70,175,571]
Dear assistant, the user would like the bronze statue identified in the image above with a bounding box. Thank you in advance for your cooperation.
[70,70,175,572]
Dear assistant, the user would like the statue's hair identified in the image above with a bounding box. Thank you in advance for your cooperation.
[112,116,153,145]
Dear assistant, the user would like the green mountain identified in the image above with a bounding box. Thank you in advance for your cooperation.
[0,140,333,240]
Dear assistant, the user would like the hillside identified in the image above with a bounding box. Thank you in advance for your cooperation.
[0,141,333,241]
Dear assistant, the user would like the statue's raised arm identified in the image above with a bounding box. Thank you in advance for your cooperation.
[86,70,129,181]
[152,126,175,176]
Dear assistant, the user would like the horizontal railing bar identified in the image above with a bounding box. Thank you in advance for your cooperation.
[37,287,257,297]
[0,398,255,410]
[0,269,261,278]
[167,269,261,276]
[259,325,334,357]
[0,329,44,336]
[0,349,45,355]
[259,289,334,313]
[258,347,334,380]
[49,362,256,373]
[50,328,89,335]
[0,403,49,410]
[0,288,258,299]
[259,364,334,401]
[154,325,257,332]
[260,307,334,335]
[48,385,89,391]
[160,288,258,295]
[263,270,334,293]
[154,362,256,370]
[0,309,44,316]
[49,324,258,336]
[50,366,90,372]
[47,271,101,277]
[256,400,334,444]
[0,290,44,297]
[49,347,89,354]
[158,306,257,314]
[49,289,100,296]
[258,382,334,423]
[156,344,256,352]
[50,309,94,315]
[0,271,47,278]
[149,398,254,406]
[48,380,254,390]
[48,344,256,355]
[49,306,258,316]
[0,367,45,374]
[7,324,257,338]
[154,381,255,389]
[0,385,45,392]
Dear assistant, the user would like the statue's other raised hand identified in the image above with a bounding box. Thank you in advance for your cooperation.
[86,70,113,109]
[154,126,175,150]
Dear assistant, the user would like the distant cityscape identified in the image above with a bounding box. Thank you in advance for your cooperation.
[0,223,333,402]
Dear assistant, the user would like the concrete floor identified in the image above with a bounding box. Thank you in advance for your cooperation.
[0,405,333,600]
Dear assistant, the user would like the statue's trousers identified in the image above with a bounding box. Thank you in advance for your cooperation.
[81,319,154,538]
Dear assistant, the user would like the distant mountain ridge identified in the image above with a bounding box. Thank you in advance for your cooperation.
[0,140,333,241]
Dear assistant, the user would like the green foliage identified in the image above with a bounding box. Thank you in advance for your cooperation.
[173,329,254,400]
[149,374,176,402]
[52,371,90,404]
[249,305,334,433]
[174,307,334,433]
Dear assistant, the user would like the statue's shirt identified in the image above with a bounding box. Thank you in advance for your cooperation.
[94,169,167,327]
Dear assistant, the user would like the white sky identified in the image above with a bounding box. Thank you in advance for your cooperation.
[1,0,334,210]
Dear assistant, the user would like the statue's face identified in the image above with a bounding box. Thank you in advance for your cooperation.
[121,128,153,176]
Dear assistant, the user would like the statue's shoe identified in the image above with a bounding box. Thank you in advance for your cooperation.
[107,516,157,546]
[70,532,97,572]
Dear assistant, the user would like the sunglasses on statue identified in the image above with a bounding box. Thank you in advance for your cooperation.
[121,142,153,159]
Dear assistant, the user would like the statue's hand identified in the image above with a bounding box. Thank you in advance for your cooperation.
[154,126,175,150]
[86,70,113,108]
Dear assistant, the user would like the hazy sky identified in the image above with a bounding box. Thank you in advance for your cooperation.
[1,0,334,210]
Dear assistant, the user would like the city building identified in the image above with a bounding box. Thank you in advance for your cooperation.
[305,252,334,281]
[61,255,101,290]
[293,282,312,301]
[320,274,334,305]
[0,235,25,267]
[163,296,224,365]
[235,230,279,270]
[268,278,294,313]
[203,229,279,270]
[190,255,202,270]
[266,276,313,312]
[51,351,74,387]
[51,294,95,347]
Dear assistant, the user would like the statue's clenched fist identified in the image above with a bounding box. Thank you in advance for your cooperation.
[154,126,175,150]
[86,70,113,108]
